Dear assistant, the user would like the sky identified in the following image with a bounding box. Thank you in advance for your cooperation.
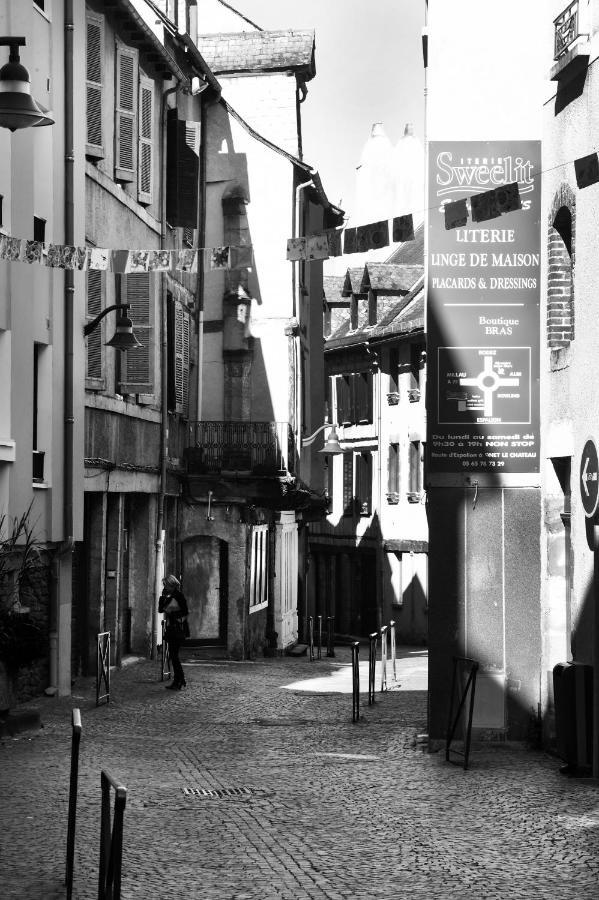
[225,0,425,218]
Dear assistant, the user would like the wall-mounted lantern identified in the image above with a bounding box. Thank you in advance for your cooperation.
[0,37,54,131]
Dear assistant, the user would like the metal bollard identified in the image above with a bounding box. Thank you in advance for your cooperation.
[390,620,397,681]
[160,620,171,681]
[368,632,377,705]
[317,614,323,660]
[351,642,360,722]
[380,625,388,692]
[308,616,315,662]
[98,770,127,900]
[65,708,82,900]
[326,616,335,657]
[96,632,110,706]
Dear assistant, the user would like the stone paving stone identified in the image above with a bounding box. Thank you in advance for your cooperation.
[1,646,598,899]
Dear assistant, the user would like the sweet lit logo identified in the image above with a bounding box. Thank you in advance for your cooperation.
[435,152,535,197]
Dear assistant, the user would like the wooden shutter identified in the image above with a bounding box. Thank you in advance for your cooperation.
[356,452,372,516]
[175,302,190,416]
[409,441,422,493]
[337,376,352,426]
[86,270,104,385]
[86,14,104,157]
[388,443,399,494]
[118,273,154,395]
[166,110,199,227]
[115,43,137,181]
[342,452,354,516]
[138,76,154,204]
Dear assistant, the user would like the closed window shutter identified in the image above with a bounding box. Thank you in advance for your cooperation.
[115,44,137,181]
[342,452,354,516]
[388,443,399,493]
[357,452,372,516]
[166,111,199,227]
[118,274,153,395]
[175,302,190,416]
[86,270,104,383]
[138,76,153,204]
[86,14,103,156]
[337,376,351,426]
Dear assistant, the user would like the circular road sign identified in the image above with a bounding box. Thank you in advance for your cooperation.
[580,438,599,517]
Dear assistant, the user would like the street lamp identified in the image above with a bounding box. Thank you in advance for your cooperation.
[301,421,343,455]
[84,304,142,351]
[0,37,54,131]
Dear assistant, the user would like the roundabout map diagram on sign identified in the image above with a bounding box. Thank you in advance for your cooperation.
[438,346,531,425]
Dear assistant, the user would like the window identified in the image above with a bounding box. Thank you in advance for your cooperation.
[350,295,358,330]
[115,43,138,181]
[335,372,373,425]
[249,525,269,611]
[389,347,399,394]
[548,196,574,349]
[118,273,154,396]
[368,290,377,326]
[409,441,423,497]
[138,75,154,204]
[166,110,200,227]
[410,342,425,393]
[388,443,399,499]
[167,295,190,416]
[86,269,104,387]
[342,452,354,516]
[32,344,45,483]
[33,217,46,243]
[341,451,372,517]
[86,13,104,157]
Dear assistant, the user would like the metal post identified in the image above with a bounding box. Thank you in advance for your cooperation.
[326,616,335,657]
[98,770,127,900]
[368,632,377,705]
[65,708,81,900]
[160,620,171,681]
[317,614,322,660]
[96,632,110,706]
[351,641,360,722]
[390,620,396,681]
[380,625,388,692]
[308,616,314,662]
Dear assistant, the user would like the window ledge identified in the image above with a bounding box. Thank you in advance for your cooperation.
[33,481,50,490]
[407,491,423,503]
[550,40,590,82]
[249,600,268,614]
[0,439,16,463]
[387,392,400,406]
[386,492,400,505]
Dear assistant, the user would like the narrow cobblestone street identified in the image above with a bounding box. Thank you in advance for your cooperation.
[2,646,599,899]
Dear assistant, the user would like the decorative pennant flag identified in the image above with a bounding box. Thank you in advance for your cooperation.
[229,245,253,269]
[176,249,197,272]
[210,246,230,270]
[0,236,23,261]
[286,237,306,261]
[444,199,469,230]
[126,250,150,273]
[470,188,500,223]
[326,228,343,257]
[357,220,389,252]
[306,233,329,261]
[392,215,414,242]
[343,227,357,254]
[87,247,110,270]
[74,247,88,270]
[495,182,522,214]
[45,244,78,269]
[110,249,129,273]
[22,241,43,264]
[574,153,599,189]
[148,250,172,271]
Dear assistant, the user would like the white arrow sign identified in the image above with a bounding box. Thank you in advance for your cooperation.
[582,455,598,496]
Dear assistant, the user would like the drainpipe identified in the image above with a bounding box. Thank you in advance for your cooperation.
[48,0,76,696]
[292,178,313,467]
[196,90,208,421]
[152,80,179,659]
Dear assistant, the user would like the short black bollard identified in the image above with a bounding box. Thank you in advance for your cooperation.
[308,615,315,662]
[351,642,360,722]
[326,616,335,657]
[96,632,110,706]
[380,625,388,692]
[446,656,479,771]
[98,770,127,900]
[390,620,397,681]
[65,708,82,900]
[317,614,323,660]
[160,620,171,681]
[368,632,377,705]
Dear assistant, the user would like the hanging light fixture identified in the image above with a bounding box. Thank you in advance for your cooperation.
[84,304,142,352]
[0,37,54,131]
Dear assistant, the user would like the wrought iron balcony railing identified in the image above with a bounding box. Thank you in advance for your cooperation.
[186,421,294,475]
[554,1,587,59]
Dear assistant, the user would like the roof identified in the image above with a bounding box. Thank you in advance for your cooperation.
[371,284,425,340]
[385,220,425,265]
[342,268,368,296]
[361,263,424,293]
[323,275,346,303]
[197,30,316,80]
[115,0,189,84]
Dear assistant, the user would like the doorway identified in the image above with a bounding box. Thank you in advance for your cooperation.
[181,536,228,644]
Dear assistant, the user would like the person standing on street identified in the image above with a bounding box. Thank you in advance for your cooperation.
[159,574,189,690]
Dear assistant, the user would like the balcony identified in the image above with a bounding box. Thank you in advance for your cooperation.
[551,1,590,82]
[185,421,294,476]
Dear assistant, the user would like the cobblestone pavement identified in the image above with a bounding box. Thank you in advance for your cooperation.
[1,645,599,899]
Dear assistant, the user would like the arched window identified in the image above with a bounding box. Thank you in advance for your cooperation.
[547,186,575,349]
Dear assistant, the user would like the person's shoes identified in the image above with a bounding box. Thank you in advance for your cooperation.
[180,680,186,688]
[166,681,179,690]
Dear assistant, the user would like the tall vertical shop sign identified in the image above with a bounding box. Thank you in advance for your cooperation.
[426,141,541,477]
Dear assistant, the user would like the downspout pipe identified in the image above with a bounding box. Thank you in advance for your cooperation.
[152,80,179,659]
[196,89,208,422]
[292,178,313,469]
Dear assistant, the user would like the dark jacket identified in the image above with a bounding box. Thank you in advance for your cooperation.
[158,589,189,622]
